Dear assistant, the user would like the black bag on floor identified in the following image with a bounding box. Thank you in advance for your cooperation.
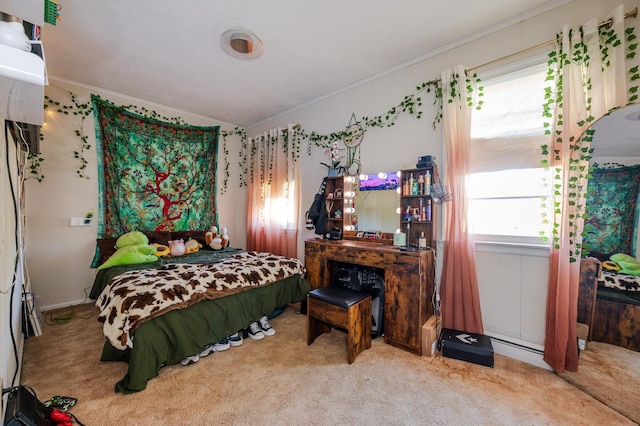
[440,328,494,367]
[306,178,328,235]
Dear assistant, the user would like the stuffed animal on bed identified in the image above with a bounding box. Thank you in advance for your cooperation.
[168,239,186,256]
[115,230,148,249]
[151,243,170,257]
[609,253,640,276]
[184,238,202,254]
[98,231,159,270]
[205,226,229,250]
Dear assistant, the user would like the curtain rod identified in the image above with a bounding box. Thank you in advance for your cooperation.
[467,7,638,73]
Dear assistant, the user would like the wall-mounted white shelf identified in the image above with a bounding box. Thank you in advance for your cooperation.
[0,0,45,26]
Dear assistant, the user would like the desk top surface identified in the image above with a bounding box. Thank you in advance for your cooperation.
[305,238,433,256]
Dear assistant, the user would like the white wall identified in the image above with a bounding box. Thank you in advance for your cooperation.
[25,80,246,310]
[246,0,636,361]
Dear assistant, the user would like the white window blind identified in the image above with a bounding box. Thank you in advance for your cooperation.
[469,62,553,242]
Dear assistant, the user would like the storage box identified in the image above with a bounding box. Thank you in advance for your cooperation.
[393,232,406,246]
[421,315,438,357]
[440,328,494,367]
[577,322,589,351]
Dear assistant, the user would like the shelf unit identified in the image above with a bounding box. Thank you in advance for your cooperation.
[324,176,355,235]
[399,166,437,249]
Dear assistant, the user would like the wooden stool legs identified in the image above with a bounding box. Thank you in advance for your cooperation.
[307,294,372,364]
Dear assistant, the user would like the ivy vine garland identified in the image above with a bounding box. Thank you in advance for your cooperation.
[36,71,483,190]
[540,22,639,260]
[44,94,93,178]
[303,72,483,155]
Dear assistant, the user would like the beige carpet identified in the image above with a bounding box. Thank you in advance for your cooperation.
[20,303,635,426]
[559,341,640,424]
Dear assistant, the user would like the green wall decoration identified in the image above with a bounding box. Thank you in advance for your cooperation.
[91,95,219,238]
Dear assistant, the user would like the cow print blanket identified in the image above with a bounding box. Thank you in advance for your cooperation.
[599,270,640,292]
[96,251,306,350]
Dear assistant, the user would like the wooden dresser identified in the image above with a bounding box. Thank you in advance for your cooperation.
[304,239,435,355]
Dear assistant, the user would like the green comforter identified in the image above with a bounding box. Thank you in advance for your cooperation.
[91,248,311,393]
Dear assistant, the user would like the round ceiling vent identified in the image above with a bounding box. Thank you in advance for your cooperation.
[220,29,263,59]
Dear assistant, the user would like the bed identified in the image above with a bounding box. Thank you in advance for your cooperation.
[578,257,640,352]
[591,270,640,352]
[90,238,311,394]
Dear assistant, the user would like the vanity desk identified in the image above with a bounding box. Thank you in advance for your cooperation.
[304,238,435,355]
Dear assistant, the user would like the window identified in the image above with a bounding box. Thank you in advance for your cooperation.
[469,61,553,244]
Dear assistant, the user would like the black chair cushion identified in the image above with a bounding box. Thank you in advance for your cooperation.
[308,286,369,308]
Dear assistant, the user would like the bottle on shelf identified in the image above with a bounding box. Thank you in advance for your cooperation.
[418,232,427,249]
[425,171,431,195]
[399,165,437,254]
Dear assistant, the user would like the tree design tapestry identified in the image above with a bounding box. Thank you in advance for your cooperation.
[92,95,219,238]
[583,164,640,257]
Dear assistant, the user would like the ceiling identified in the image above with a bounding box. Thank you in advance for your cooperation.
[41,0,571,127]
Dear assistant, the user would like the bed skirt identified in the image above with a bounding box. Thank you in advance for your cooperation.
[100,274,311,393]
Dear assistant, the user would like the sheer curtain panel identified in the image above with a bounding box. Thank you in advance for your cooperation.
[439,65,484,335]
[246,125,301,258]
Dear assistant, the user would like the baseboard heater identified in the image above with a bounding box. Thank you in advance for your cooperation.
[488,335,544,355]
[484,334,551,370]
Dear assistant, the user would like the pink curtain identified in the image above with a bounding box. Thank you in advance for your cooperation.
[544,6,626,372]
[439,66,484,335]
[246,125,301,258]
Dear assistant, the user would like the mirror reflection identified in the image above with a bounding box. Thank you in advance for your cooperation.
[353,172,400,232]
[562,104,640,423]
[354,190,399,232]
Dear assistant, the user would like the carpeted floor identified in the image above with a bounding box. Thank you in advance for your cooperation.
[20,303,636,425]
[558,341,640,424]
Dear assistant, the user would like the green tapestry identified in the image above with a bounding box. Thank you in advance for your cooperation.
[583,164,640,257]
[92,95,219,238]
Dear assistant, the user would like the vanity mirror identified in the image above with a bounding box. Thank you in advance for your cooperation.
[560,103,640,424]
[353,172,400,233]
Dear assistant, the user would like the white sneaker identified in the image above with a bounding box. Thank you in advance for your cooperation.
[248,321,265,340]
[213,337,230,352]
[199,344,216,358]
[228,332,243,347]
[259,316,275,336]
[180,354,199,366]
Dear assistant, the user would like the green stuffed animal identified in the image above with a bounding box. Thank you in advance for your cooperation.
[98,231,158,270]
[115,231,149,249]
[610,253,640,276]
